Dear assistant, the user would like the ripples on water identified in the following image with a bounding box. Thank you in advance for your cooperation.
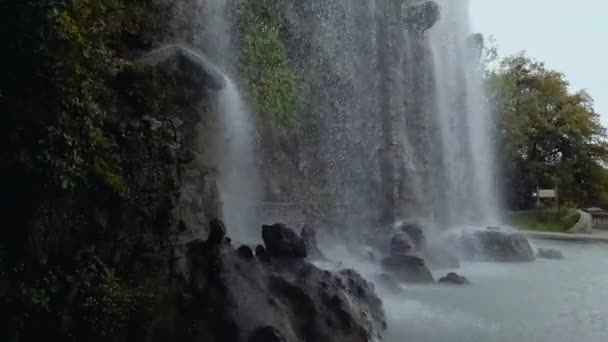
[382,241,608,342]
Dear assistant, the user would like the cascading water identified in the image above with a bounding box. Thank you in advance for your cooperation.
[198,0,262,243]
[215,79,262,243]
[429,0,500,227]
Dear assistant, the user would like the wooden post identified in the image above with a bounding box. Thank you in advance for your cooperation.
[555,181,560,218]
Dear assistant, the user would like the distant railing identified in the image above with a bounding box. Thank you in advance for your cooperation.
[584,209,608,230]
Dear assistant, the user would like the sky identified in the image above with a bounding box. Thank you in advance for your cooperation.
[469,0,608,126]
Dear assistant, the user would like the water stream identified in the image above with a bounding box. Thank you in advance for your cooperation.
[429,0,500,226]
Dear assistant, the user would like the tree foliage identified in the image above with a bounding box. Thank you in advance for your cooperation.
[487,53,608,209]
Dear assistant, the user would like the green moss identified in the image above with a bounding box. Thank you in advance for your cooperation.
[79,272,160,339]
[238,0,303,130]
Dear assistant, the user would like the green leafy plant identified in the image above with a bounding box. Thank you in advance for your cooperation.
[237,0,303,130]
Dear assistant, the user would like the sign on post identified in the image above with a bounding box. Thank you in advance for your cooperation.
[538,189,556,198]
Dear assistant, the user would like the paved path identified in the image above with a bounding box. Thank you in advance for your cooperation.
[522,230,608,243]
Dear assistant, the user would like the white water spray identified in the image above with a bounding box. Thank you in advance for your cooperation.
[216,79,262,244]
[429,0,500,226]
[196,0,262,243]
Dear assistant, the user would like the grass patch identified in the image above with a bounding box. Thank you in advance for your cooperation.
[505,208,580,232]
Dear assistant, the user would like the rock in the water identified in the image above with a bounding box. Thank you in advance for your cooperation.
[248,326,286,342]
[438,272,470,285]
[403,1,440,32]
[262,223,307,259]
[461,230,535,262]
[207,218,226,245]
[390,233,413,256]
[400,223,426,250]
[301,224,325,259]
[537,248,565,260]
[381,254,434,283]
[237,245,254,261]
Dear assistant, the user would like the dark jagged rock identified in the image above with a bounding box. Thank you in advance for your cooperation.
[237,245,255,261]
[185,243,386,342]
[262,224,307,259]
[461,230,535,262]
[390,233,413,256]
[403,1,440,32]
[208,219,227,245]
[300,224,325,259]
[537,248,565,260]
[381,254,434,283]
[438,272,470,285]
[255,244,270,262]
[248,326,286,342]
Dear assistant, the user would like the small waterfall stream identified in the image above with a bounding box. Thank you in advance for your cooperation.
[216,79,261,243]
[199,0,262,243]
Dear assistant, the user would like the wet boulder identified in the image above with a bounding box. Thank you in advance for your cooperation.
[185,241,386,342]
[461,230,535,262]
[262,223,307,259]
[438,272,470,285]
[537,248,565,260]
[255,244,270,262]
[381,254,434,283]
[207,218,227,245]
[237,245,255,261]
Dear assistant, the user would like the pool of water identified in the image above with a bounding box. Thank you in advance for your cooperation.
[383,240,608,342]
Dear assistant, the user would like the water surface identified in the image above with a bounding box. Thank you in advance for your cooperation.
[385,241,608,342]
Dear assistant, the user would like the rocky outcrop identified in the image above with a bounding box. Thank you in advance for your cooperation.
[438,272,470,285]
[381,254,434,283]
[183,224,387,342]
[262,223,307,259]
[460,230,536,262]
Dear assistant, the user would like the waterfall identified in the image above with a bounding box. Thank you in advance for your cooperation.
[429,0,500,226]
[198,0,262,243]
